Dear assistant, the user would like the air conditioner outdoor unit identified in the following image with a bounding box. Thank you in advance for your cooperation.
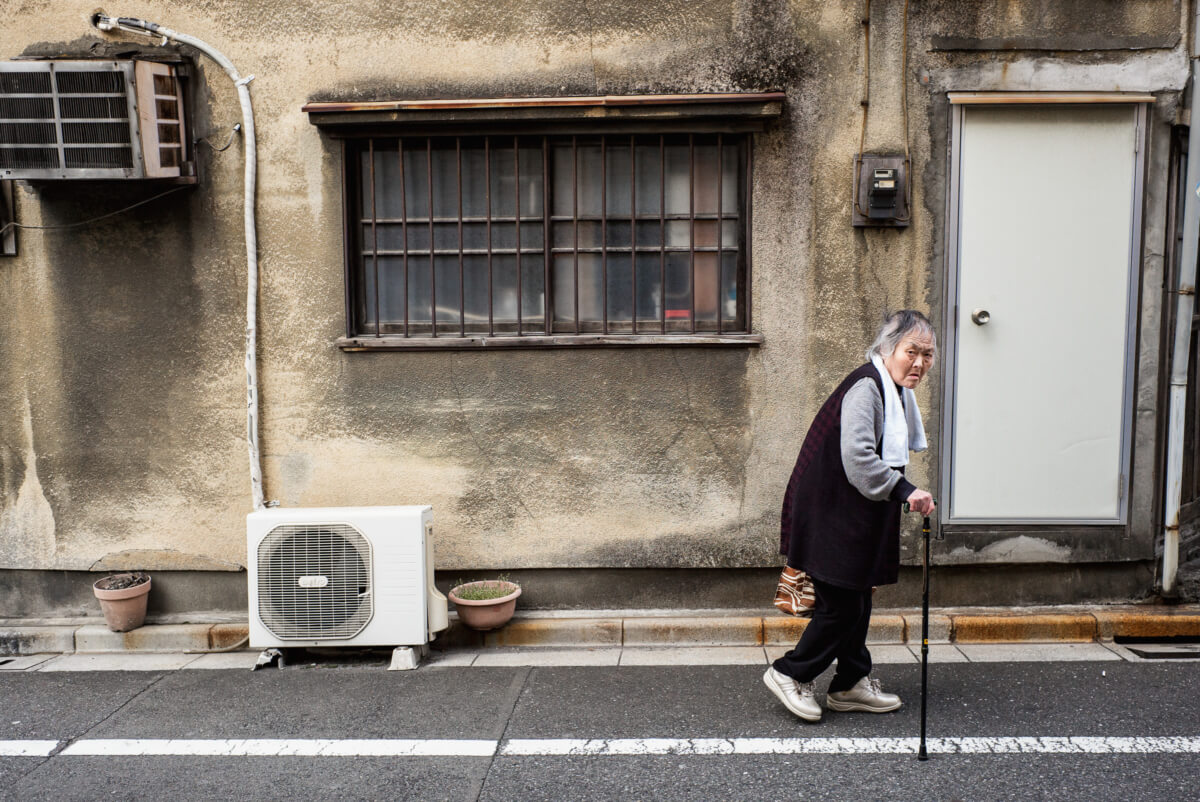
[246,506,449,649]
[0,59,194,180]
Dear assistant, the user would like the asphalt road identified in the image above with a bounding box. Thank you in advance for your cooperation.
[2,658,1198,801]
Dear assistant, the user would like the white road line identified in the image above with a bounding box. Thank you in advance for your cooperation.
[57,739,498,757]
[501,737,1200,755]
[4,736,1196,758]
[0,741,58,757]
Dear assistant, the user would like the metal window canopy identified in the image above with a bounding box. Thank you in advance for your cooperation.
[302,92,785,135]
[948,91,1155,105]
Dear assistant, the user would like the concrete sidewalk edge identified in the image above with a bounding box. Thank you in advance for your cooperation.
[3,606,1198,656]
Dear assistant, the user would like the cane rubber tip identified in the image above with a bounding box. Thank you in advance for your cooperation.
[918,753,928,761]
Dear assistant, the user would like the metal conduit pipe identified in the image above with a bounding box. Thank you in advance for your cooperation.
[1162,6,1200,595]
[92,14,266,511]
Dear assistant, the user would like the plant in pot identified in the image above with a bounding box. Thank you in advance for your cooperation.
[448,576,521,631]
[92,571,151,632]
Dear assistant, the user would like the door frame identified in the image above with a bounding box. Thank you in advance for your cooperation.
[939,93,1151,526]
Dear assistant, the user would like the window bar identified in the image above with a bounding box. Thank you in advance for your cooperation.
[514,135,522,336]
[427,139,436,337]
[369,138,380,338]
[542,136,551,335]
[744,138,752,334]
[716,133,723,335]
[659,135,666,335]
[630,135,636,335]
[573,135,580,335]
[601,136,608,335]
[485,137,493,336]
[456,137,465,337]
[399,138,409,337]
[689,133,696,334]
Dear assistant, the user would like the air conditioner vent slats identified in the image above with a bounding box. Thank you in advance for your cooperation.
[0,97,54,119]
[62,122,132,145]
[55,70,124,94]
[0,123,56,144]
[0,147,57,169]
[257,523,374,640]
[58,96,128,120]
[0,72,50,94]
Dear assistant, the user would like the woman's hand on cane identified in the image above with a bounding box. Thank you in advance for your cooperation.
[905,489,936,516]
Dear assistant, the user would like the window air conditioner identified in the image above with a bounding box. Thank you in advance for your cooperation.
[246,506,449,649]
[0,59,194,180]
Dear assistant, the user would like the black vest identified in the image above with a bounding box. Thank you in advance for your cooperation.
[779,363,902,589]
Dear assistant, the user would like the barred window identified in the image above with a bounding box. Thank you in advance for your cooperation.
[347,133,749,340]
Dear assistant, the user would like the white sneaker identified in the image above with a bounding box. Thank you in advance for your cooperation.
[825,676,902,713]
[762,667,822,722]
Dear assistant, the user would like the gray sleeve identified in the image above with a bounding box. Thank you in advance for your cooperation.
[840,378,905,502]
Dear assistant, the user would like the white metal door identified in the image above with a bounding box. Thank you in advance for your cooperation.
[947,103,1143,523]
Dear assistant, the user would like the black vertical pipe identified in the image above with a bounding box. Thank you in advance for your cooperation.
[426,139,435,337]
[369,138,380,338]
[456,137,464,337]
[515,135,522,336]
[399,139,409,337]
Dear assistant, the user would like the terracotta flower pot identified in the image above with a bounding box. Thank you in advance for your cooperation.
[448,581,521,631]
[92,573,151,632]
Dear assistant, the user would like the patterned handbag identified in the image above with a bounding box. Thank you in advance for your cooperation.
[773,565,816,616]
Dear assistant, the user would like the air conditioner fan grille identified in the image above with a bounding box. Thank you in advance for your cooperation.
[257,523,373,640]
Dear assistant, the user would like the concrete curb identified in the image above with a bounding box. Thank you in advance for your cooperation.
[3,606,1198,655]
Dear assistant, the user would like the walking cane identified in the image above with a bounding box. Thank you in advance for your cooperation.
[906,502,939,761]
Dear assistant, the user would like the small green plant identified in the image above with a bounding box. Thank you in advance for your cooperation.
[451,575,520,601]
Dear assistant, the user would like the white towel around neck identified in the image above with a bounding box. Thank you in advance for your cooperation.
[870,353,928,467]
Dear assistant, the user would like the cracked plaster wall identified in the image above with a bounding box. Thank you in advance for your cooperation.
[0,1,1188,587]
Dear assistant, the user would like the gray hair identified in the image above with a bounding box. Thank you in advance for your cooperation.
[867,309,937,360]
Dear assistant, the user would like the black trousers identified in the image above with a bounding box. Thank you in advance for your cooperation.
[771,577,872,693]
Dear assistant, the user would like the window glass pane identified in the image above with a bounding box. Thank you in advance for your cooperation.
[491,222,516,251]
[461,143,487,218]
[605,143,632,217]
[722,219,738,248]
[575,220,600,249]
[491,254,518,323]
[721,251,739,329]
[374,223,404,252]
[552,221,575,249]
[360,255,377,329]
[490,144,516,219]
[635,143,661,216]
[371,144,404,219]
[431,144,458,220]
[665,220,691,248]
[721,143,739,213]
[606,220,631,249]
[577,142,602,218]
[407,224,430,252]
[576,253,603,326]
[434,255,461,328]
[635,253,663,323]
[693,252,719,326]
[521,254,545,326]
[664,252,691,327]
[407,255,433,323]
[379,257,407,329]
[463,222,487,251]
[403,144,429,220]
[434,222,458,251]
[694,219,718,248]
[519,145,544,218]
[693,143,719,216]
[463,254,489,329]
[664,142,690,215]
[551,143,574,217]
[635,221,662,247]
[520,222,544,251]
[605,253,633,325]
[552,254,576,327]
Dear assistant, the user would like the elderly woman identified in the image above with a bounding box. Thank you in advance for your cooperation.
[764,310,937,723]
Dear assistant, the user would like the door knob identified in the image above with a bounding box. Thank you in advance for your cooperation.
[971,308,991,326]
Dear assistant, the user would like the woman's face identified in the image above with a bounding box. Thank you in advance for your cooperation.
[883,332,936,389]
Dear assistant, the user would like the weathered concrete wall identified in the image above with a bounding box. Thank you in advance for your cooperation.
[0,0,1190,607]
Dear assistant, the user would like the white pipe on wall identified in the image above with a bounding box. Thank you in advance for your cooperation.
[1161,8,1200,595]
[93,14,266,511]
